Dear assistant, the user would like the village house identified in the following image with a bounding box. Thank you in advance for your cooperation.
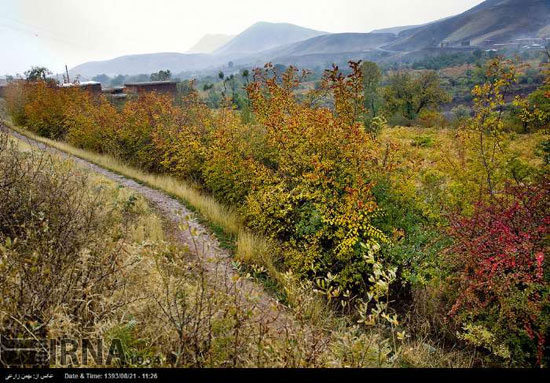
[123,80,177,96]
[102,86,128,103]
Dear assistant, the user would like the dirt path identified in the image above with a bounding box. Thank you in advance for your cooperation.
[3,125,296,332]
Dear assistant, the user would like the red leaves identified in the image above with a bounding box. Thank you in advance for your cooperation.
[448,178,550,364]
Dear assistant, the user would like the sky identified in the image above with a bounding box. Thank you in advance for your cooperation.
[0,0,484,75]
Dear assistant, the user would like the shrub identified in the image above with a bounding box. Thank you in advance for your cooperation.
[240,63,391,296]
[23,82,79,139]
[115,92,177,172]
[0,133,130,354]
[65,93,120,153]
[4,81,30,126]
[203,112,268,205]
[417,109,446,129]
[447,180,550,366]
[451,105,471,125]
[152,93,215,182]
[411,135,435,148]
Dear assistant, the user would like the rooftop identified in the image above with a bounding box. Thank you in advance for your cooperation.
[60,81,101,87]
[124,80,178,86]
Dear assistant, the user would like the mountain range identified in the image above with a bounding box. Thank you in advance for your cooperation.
[70,0,550,79]
[384,0,550,52]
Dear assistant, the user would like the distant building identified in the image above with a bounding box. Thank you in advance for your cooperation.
[0,84,6,98]
[461,40,471,47]
[515,37,545,45]
[123,81,177,96]
[61,81,102,95]
[102,86,127,101]
[493,42,521,49]
[102,86,125,95]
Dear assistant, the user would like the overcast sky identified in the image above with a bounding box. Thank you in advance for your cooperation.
[0,0,484,75]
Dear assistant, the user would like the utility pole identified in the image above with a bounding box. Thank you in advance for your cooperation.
[65,65,70,84]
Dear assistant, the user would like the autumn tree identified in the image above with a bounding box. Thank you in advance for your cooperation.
[468,58,517,198]
[243,62,388,296]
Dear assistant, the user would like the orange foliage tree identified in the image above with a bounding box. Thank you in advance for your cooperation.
[64,93,120,153]
[241,63,388,294]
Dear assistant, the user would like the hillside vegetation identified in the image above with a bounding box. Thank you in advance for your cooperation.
[2,56,550,367]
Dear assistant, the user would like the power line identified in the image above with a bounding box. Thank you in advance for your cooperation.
[0,15,83,48]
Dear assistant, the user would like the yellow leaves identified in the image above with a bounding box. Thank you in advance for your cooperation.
[458,324,511,360]
[11,62,395,303]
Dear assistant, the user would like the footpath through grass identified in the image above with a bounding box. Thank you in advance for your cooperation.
[5,122,327,321]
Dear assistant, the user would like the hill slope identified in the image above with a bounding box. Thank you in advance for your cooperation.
[214,22,327,56]
[384,0,550,51]
[370,16,453,36]
[187,34,235,54]
[267,33,397,57]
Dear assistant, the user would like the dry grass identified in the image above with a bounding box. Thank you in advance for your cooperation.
[379,126,547,165]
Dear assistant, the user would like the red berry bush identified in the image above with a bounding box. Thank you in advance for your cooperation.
[447,179,550,366]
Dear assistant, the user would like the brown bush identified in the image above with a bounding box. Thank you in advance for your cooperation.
[0,132,131,365]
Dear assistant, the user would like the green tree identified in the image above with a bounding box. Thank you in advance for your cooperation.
[111,75,127,87]
[361,61,382,120]
[413,71,451,116]
[383,70,450,125]
[218,71,227,98]
[177,80,196,97]
[150,70,172,81]
[225,74,237,101]
[92,74,111,85]
[24,66,52,82]
[241,69,250,85]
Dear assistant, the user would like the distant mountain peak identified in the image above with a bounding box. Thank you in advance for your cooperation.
[214,21,327,56]
[251,21,307,28]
